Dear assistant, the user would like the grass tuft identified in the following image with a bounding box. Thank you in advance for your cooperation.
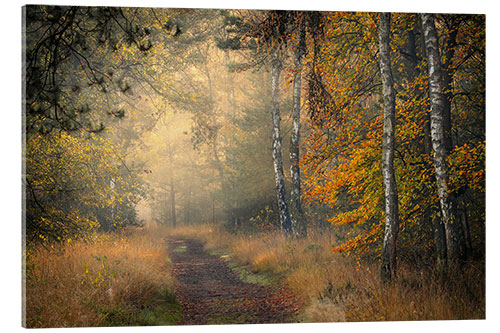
[24,225,180,327]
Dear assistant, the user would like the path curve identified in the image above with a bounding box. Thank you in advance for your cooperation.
[167,238,300,325]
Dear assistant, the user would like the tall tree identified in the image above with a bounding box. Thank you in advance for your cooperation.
[399,15,447,268]
[421,13,467,269]
[289,16,307,237]
[240,10,295,236]
[378,13,400,282]
[169,151,177,228]
[441,15,460,153]
[271,48,293,236]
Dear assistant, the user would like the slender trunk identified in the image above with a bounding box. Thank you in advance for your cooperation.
[442,71,453,152]
[409,17,447,268]
[212,130,234,227]
[433,204,447,272]
[379,13,400,283]
[185,186,191,225]
[421,13,467,269]
[415,13,434,159]
[462,208,473,256]
[404,24,419,78]
[222,51,239,230]
[170,174,176,228]
[424,112,432,155]
[442,19,459,153]
[167,148,176,227]
[167,192,170,224]
[109,177,115,230]
[212,199,216,224]
[290,21,306,238]
[424,137,446,269]
[441,24,461,260]
[224,50,236,110]
[271,48,293,236]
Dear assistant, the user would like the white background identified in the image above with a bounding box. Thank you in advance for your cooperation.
[2,0,497,332]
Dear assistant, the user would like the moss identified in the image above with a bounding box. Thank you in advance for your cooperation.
[134,303,183,326]
[208,249,276,287]
[101,283,182,326]
[206,312,256,325]
[172,245,187,253]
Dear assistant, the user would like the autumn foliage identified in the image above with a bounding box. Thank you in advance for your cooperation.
[301,12,485,262]
[25,131,144,244]
[22,6,485,327]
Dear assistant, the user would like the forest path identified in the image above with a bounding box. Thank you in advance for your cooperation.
[166,237,300,325]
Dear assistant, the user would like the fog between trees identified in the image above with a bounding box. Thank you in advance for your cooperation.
[24,6,485,280]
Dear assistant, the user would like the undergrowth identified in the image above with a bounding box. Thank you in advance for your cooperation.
[24,226,181,328]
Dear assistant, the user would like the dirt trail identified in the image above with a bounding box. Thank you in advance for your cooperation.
[167,238,300,325]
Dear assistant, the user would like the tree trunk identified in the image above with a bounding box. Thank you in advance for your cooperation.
[185,186,191,225]
[433,205,447,272]
[421,13,467,269]
[271,48,293,236]
[408,16,447,269]
[441,18,459,153]
[212,199,216,224]
[379,13,400,283]
[211,130,235,228]
[170,173,176,228]
[222,52,239,231]
[462,208,473,256]
[109,177,115,230]
[290,21,306,238]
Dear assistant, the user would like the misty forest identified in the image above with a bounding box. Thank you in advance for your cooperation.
[23,6,485,327]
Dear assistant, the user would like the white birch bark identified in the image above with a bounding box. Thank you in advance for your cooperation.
[421,13,467,268]
[379,12,400,282]
[290,22,306,237]
[271,48,293,236]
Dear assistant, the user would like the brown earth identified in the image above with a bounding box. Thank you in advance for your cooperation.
[167,238,300,325]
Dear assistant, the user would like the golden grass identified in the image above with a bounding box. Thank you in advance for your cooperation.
[167,224,485,322]
[24,225,175,328]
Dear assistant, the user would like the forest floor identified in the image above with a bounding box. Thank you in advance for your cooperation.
[165,226,485,323]
[166,237,301,325]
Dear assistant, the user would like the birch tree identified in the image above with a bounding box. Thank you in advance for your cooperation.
[421,13,468,269]
[271,48,293,236]
[379,13,399,282]
[290,18,306,237]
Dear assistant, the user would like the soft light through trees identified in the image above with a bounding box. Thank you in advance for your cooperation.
[24,6,485,281]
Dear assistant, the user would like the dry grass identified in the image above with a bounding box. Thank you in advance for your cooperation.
[24,225,176,328]
[167,224,485,322]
